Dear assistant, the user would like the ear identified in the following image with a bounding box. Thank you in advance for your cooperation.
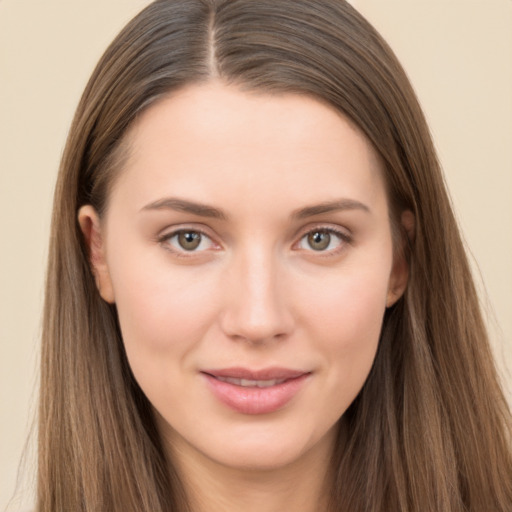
[386,210,415,307]
[78,205,115,303]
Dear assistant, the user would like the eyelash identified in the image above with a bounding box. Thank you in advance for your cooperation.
[157,227,218,258]
[157,225,352,258]
[295,226,352,256]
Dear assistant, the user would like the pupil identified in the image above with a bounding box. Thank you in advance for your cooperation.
[308,231,330,250]
[179,232,201,250]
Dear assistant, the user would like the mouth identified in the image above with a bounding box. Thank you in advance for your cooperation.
[201,367,311,415]
[211,376,289,388]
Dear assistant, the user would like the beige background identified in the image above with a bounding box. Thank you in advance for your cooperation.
[1,0,511,509]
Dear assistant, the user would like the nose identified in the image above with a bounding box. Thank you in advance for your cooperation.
[219,246,295,344]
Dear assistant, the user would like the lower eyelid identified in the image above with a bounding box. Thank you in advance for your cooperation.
[295,227,352,253]
[159,229,216,251]
[157,226,350,254]
[301,227,351,241]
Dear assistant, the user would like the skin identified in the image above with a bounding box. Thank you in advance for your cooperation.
[79,81,409,512]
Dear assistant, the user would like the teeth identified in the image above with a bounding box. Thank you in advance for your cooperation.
[216,376,286,388]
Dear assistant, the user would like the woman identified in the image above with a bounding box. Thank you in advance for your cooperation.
[38,0,512,511]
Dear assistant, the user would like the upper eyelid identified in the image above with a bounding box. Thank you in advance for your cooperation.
[295,223,352,240]
[157,229,219,257]
[157,226,218,251]
[293,225,353,257]
[156,223,352,250]
[158,224,215,240]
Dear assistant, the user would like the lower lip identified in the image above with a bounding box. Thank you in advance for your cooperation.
[202,373,310,415]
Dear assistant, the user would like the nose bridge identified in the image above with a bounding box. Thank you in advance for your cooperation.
[220,241,293,343]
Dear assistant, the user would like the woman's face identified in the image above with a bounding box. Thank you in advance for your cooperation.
[80,81,407,473]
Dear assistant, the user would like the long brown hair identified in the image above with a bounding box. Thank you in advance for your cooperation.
[39,1,512,510]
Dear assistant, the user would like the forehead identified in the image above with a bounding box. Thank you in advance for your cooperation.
[110,81,387,217]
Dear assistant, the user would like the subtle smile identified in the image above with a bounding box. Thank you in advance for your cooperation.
[201,367,311,415]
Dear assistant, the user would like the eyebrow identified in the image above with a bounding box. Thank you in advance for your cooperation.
[291,199,370,219]
[140,197,370,220]
[141,197,228,220]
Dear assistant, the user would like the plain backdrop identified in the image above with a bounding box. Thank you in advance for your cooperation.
[1,0,511,509]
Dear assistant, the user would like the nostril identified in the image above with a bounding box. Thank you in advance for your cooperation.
[220,313,294,345]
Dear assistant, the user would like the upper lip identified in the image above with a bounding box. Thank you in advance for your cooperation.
[202,367,309,381]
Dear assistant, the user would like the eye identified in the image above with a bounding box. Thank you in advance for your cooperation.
[296,228,350,253]
[160,229,217,253]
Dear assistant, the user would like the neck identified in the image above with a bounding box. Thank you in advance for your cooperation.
[166,431,336,512]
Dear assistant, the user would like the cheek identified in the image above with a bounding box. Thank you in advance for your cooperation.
[299,256,392,396]
[320,281,386,350]
[108,248,221,361]
[305,262,390,345]
[110,261,224,412]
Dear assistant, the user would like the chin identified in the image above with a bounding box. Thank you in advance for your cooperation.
[183,419,338,474]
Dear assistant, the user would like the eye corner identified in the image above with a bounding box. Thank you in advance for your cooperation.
[157,227,221,257]
[293,225,353,256]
